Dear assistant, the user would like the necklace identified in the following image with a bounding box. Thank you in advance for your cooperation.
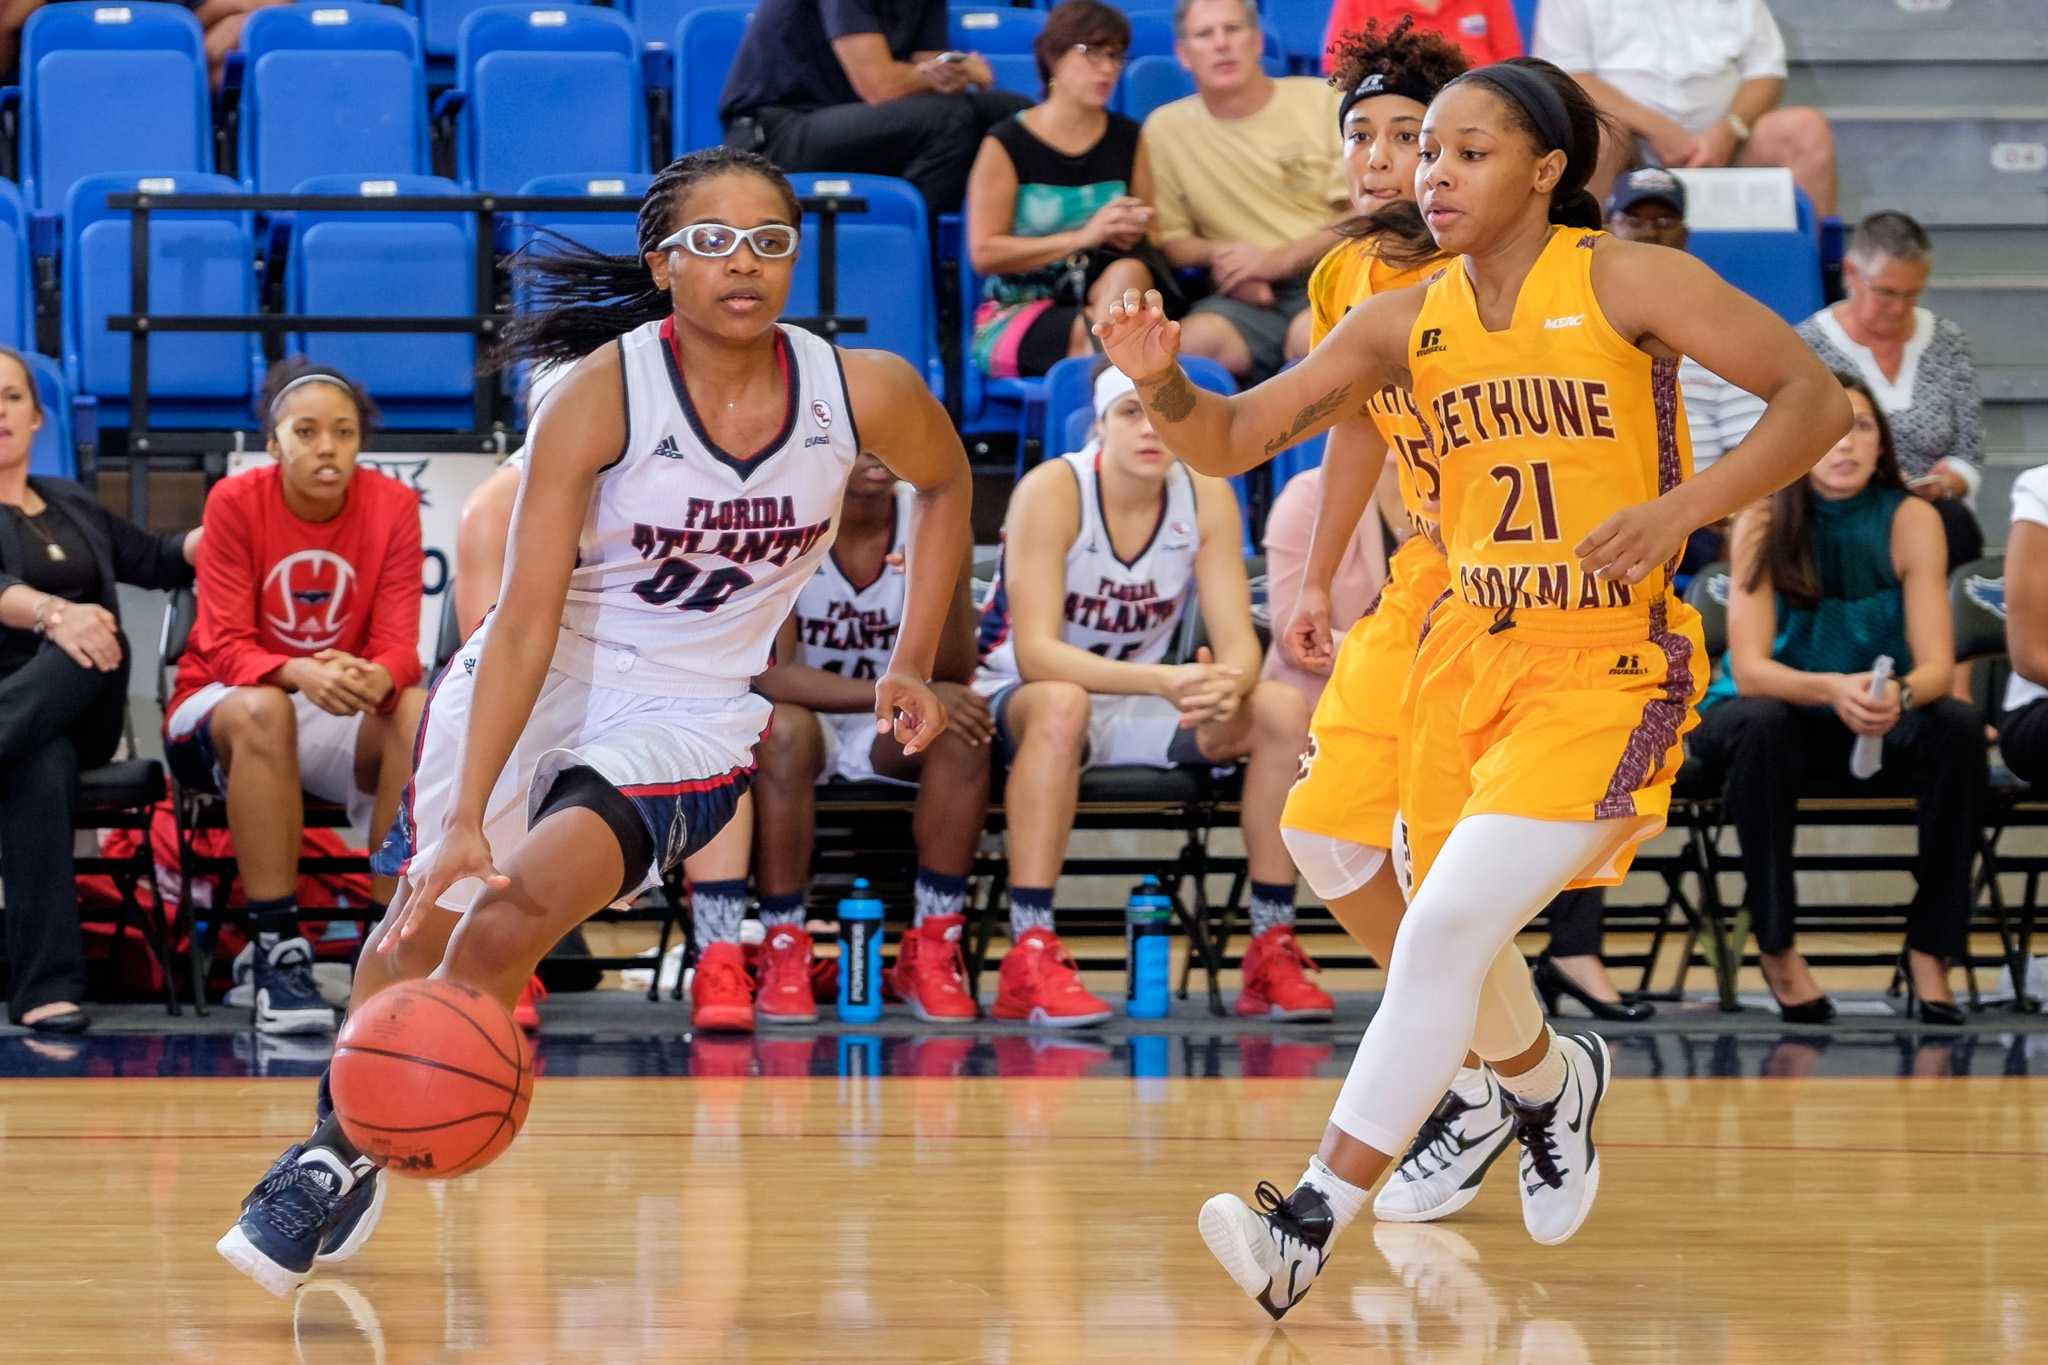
[6,500,66,561]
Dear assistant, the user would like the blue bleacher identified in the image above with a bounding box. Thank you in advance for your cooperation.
[624,0,744,55]
[947,6,1046,55]
[786,173,943,401]
[62,172,258,428]
[984,52,1040,100]
[451,5,648,193]
[0,179,32,349]
[673,6,751,156]
[235,5,429,193]
[285,174,477,430]
[21,350,89,481]
[1685,186,1824,326]
[1260,0,1328,73]
[16,3,211,215]
[506,171,652,419]
[409,0,590,66]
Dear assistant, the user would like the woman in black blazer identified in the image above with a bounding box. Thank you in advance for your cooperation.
[0,348,200,1032]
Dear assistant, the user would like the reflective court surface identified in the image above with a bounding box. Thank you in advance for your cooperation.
[2,1061,2045,1363]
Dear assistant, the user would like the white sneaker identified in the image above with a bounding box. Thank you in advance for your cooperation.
[1506,1032,1610,1246]
[1198,1182,1334,1320]
[224,941,255,1009]
[1372,1070,1516,1223]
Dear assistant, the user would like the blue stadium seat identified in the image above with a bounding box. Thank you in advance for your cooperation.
[506,172,651,419]
[984,52,1040,99]
[786,173,943,401]
[1044,352,1235,457]
[624,0,746,55]
[453,5,647,192]
[21,350,87,481]
[17,3,210,214]
[1116,54,1193,120]
[673,6,751,155]
[0,179,32,348]
[62,172,258,428]
[1260,0,1329,72]
[236,6,429,193]
[948,6,1045,54]
[285,174,476,430]
[410,0,590,63]
[1686,187,1823,325]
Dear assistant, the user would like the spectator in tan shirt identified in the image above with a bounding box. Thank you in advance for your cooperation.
[1143,0,1348,381]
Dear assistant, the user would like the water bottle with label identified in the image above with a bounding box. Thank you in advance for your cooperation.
[836,878,885,1024]
[1125,875,1172,1019]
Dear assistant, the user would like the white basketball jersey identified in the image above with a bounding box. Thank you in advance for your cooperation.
[791,481,915,682]
[551,319,859,694]
[978,449,1199,679]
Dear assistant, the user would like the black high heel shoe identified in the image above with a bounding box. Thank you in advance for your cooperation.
[1902,957,1966,1027]
[1533,957,1655,1022]
[1766,987,1836,1026]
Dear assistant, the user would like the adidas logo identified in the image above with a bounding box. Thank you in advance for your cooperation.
[1543,314,1585,330]
[649,435,685,461]
[1610,653,1649,677]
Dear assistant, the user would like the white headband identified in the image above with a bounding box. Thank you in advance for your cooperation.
[1092,365,1138,418]
[268,372,356,425]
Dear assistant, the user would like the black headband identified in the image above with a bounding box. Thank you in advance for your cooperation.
[1461,62,1572,155]
[1337,67,1443,133]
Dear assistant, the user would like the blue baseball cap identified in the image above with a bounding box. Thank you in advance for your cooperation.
[1606,167,1687,218]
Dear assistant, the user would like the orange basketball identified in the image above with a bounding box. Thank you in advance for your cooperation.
[329,978,534,1180]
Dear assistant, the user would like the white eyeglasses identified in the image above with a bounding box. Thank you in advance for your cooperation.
[657,222,800,260]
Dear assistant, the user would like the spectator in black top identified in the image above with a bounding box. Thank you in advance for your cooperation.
[719,0,1032,215]
[0,347,201,1033]
[966,0,1174,380]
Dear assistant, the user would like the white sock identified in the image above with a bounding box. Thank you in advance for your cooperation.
[1497,1030,1568,1107]
[1450,1065,1492,1106]
[297,1144,358,1198]
[1298,1156,1368,1239]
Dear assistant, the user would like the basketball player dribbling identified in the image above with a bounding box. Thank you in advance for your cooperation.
[217,149,973,1297]
[1097,58,1851,1316]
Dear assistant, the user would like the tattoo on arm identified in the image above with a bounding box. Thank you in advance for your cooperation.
[1144,369,1197,423]
[1264,385,1352,457]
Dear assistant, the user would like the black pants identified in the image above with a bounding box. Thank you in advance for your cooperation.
[1998,696,2048,787]
[757,90,1032,217]
[1688,695,1985,959]
[1544,887,1607,958]
[0,639,129,1020]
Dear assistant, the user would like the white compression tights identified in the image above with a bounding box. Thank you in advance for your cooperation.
[1280,826,1547,1067]
[1328,815,1628,1156]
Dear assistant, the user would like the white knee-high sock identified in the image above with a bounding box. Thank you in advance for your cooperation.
[1326,815,1623,1156]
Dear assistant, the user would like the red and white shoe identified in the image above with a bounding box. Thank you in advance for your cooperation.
[755,924,819,1025]
[690,941,755,1032]
[1235,926,1335,1022]
[888,913,978,1022]
[512,975,547,1032]
[992,929,1113,1028]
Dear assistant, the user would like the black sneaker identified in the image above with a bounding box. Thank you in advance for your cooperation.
[253,937,335,1036]
[1198,1180,1334,1320]
[216,1145,351,1296]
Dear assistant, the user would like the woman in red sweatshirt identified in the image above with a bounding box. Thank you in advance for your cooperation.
[164,360,425,1036]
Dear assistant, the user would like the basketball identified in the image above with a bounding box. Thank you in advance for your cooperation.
[329,979,535,1180]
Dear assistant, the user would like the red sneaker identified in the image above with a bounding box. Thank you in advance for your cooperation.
[690,941,755,1032]
[512,975,547,1032]
[811,953,839,1005]
[888,914,978,1022]
[755,924,819,1025]
[1235,926,1334,1022]
[992,929,1113,1027]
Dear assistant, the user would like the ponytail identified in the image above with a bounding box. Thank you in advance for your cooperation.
[1335,200,1440,271]
[1444,58,1612,226]
[491,148,803,373]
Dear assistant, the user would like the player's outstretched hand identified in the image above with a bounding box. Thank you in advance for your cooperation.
[1281,584,1336,675]
[877,671,949,756]
[1092,289,1181,384]
[383,822,510,948]
[1576,499,1687,586]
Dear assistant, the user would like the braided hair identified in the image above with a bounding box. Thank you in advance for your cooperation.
[492,148,803,372]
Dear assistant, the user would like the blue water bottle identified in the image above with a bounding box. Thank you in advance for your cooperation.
[1125,875,1172,1019]
[836,878,885,1024]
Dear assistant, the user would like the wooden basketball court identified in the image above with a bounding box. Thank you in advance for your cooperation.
[3,1071,2042,1361]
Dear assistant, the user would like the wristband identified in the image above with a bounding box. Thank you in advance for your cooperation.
[1726,112,1752,142]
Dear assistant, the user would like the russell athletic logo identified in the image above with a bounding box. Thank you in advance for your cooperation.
[1610,653,1650,677]
[1415,327,1448,357]
[264,550,358,650]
